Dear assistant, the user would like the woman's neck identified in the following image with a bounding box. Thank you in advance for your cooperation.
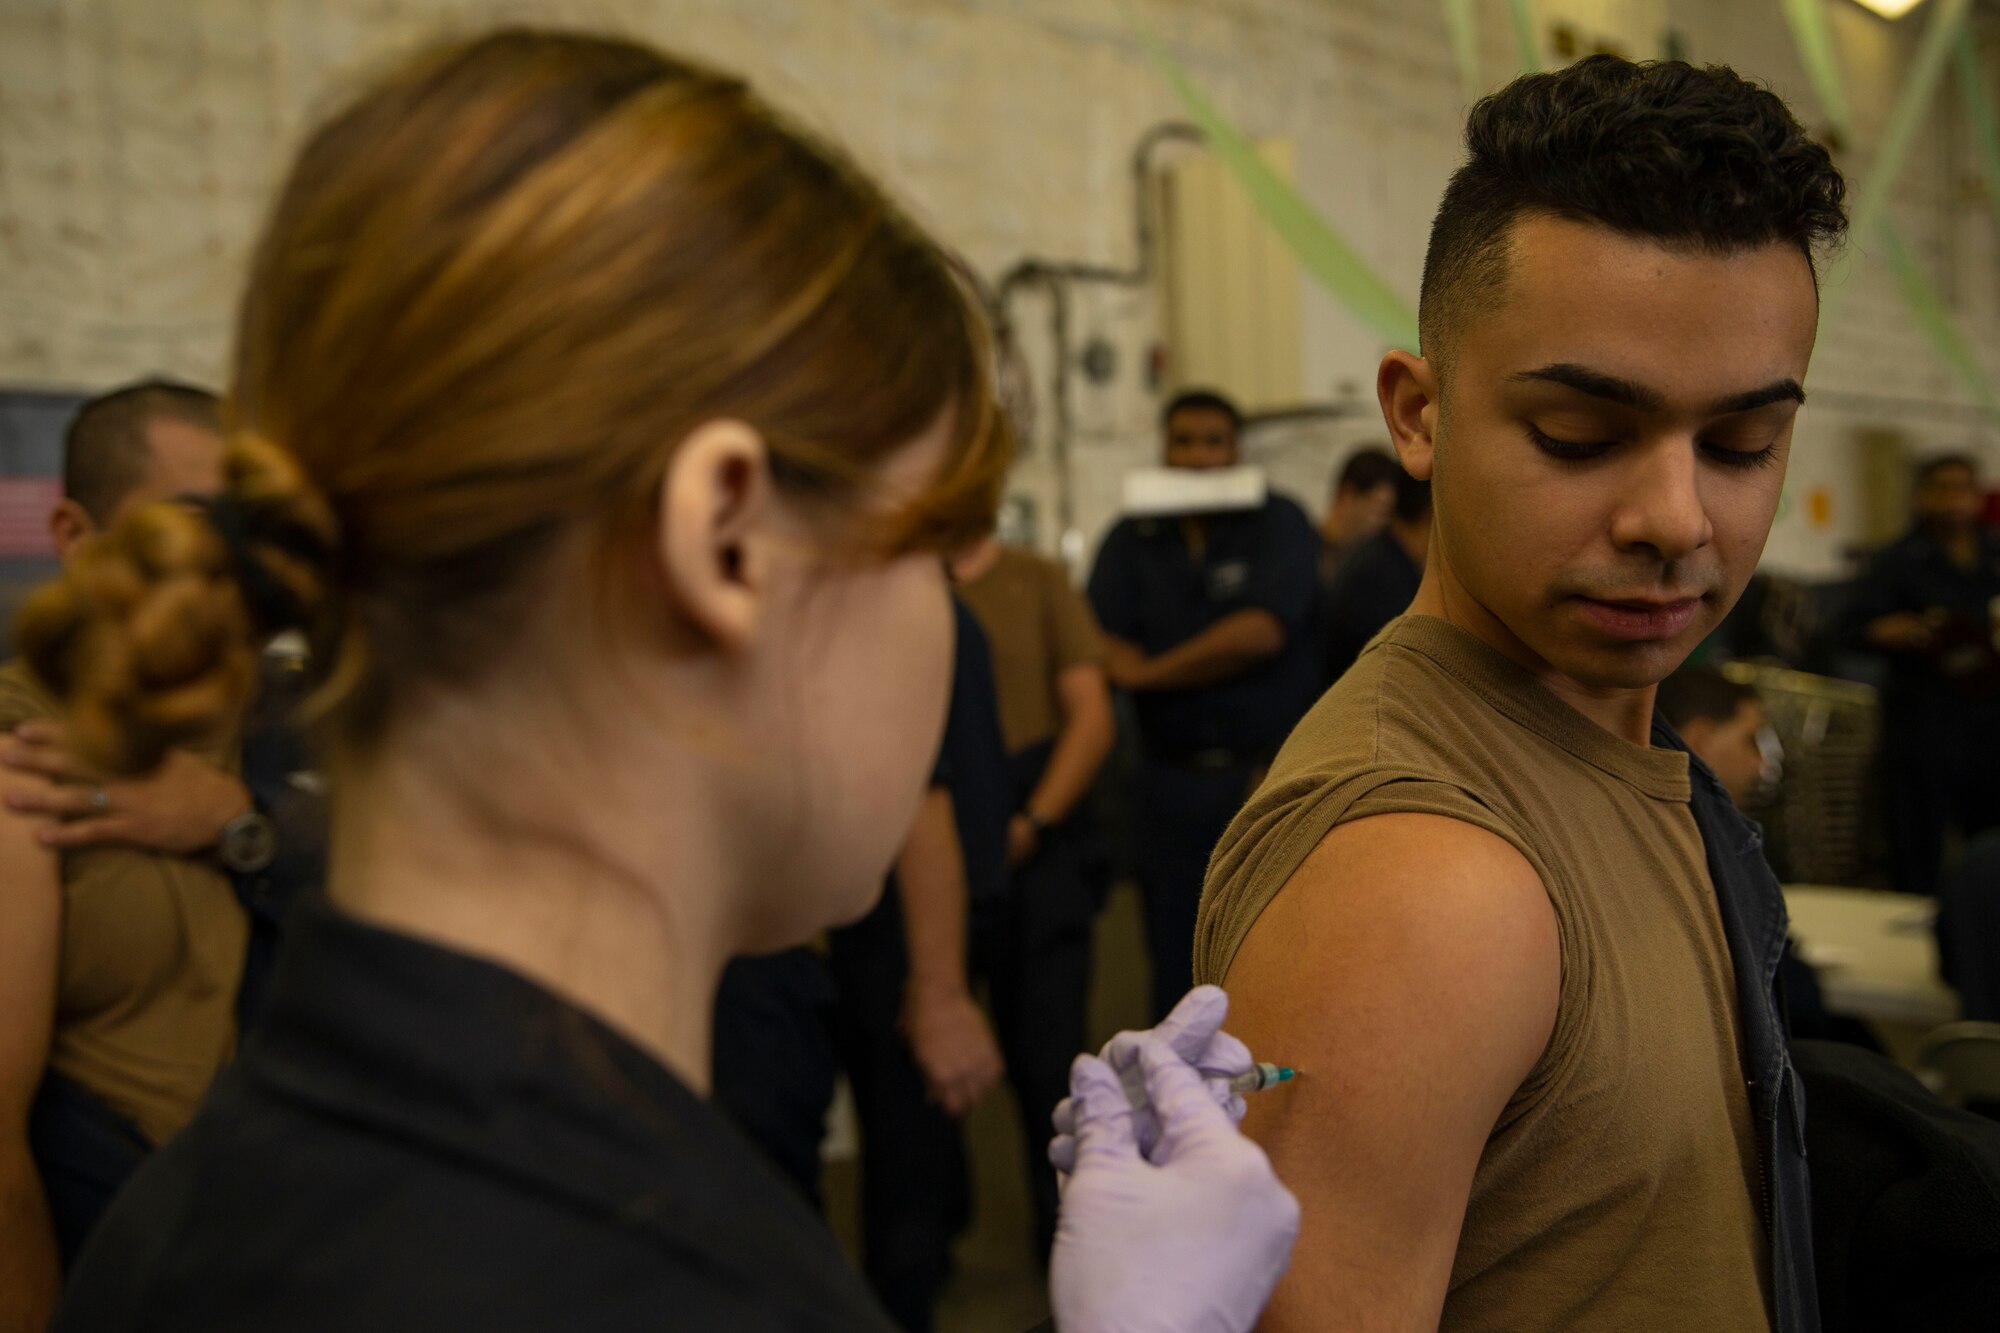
[327,740,731,1093]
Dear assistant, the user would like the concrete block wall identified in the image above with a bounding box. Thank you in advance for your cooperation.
[1,0,1996,579]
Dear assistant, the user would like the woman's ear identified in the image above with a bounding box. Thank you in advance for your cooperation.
[1378,349,1441,482]
[655,420,773,651]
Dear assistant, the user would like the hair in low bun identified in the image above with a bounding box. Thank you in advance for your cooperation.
[23,28,1012,768]
[15,429,340,775]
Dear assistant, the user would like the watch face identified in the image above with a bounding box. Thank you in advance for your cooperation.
[222,813,279,874]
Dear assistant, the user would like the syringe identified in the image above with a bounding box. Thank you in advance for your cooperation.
[1220,1062,1297,1094]
[1118,1058,1299,1131]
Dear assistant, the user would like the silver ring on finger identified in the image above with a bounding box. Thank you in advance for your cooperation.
[88,785,110,815]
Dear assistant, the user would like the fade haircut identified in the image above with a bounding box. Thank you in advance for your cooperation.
[63,379,223,523]
[1418,56,1847,377]
[1162,388,1242,434]
[1335,446,1402,498]
[1916,453,1978,486]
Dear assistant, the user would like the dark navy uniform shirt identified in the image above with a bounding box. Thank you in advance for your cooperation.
[1321,526,1422,685]
[1086,494,1322,757]
[56,903,897,1333]
[932,598,1013,915]
[1669,718,1820,1333]
[1845,524,2000,705]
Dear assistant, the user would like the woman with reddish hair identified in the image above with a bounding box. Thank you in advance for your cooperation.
[1,29,1294,1333]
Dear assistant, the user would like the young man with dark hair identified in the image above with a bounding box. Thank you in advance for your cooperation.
[1656,664,1770,807]
[11,381,243,863]
[1197,57,1842,1330]
[1322,468,1433,681]
[1,379,308,1290]
[52,379,224,538]
[1087,387,1322,1019]
[6,381,324,1027]
[1158,387,1242,442]
[951,530,1114,1260]
[1318,446,1402,589]
[1845,452,2000,896]
[1654,666,1865,1051]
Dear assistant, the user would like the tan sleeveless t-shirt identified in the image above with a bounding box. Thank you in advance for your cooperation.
[0,660,246,1146]
[1196,616,1770,1331]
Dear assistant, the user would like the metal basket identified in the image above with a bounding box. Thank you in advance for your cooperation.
[1723,662,1883,886]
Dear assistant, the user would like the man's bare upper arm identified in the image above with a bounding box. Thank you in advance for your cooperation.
[1222,813,1560,1332]
[0,793,59,1137]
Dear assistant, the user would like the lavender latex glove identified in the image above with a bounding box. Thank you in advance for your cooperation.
[1047,1036,1300,1333]
[1050,985,1254,1171]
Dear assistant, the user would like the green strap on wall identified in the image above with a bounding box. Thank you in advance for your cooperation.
[1140,30,1421,351]
[1441,0,1543,108]
[1954,32,2000,227]
[1139,2,1994,401]
[1881,227,2000,413]
[1509,0,1542,75]
[1780,0,1856,139]
[1779,0,1991,413]
[1443,0,1483,107]
[1822,0,1972,324]
[1138,3,1548,354]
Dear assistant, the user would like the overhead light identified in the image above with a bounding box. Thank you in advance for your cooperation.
[1848,0,1930,18]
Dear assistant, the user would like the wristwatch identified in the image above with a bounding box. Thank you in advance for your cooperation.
[217,809,280,874]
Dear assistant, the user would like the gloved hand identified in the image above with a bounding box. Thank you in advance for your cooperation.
[1047,1035,1300,1333]
[1050,984,1254,1170]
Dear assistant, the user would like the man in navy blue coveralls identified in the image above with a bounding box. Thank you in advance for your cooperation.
[1843,454,2000,897]
[1087,390,1322,1019]
[713,598,1011,1333]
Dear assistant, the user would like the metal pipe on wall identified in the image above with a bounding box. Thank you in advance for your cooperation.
[989,122,1205,550]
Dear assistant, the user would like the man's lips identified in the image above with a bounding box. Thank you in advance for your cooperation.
[1571,595,1704,641]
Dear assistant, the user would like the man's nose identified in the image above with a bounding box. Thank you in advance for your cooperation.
[1608,438,1711,563]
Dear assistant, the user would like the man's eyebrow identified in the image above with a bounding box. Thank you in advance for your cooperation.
[1710,379,1806,415]
[1510,364,1806,416]
[1509,363,1662,411]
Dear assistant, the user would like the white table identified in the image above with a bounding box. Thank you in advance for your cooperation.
[1782,884,1960,1029]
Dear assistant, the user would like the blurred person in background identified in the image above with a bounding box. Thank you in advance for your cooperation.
[708,945,841,1206]
[711,603,1010,1270]
[1654,664,1853,1045]
[1845,454,2000,897]
[31,32,1296,1333]
[1087,389,1321,1019]
[825,597,1009,1333]
[951,527,1114,1264]
[4,384,325,1036]
[0,382,249,1319]
[1938,830,2000,1023]
[1655,664,1773,808]
[1316,447,1400,593]
[1321,468,1432,683]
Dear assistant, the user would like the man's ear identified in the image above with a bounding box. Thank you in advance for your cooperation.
[49,499,96,564]
[1377,350,1441,482]
[655,420,774,652]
